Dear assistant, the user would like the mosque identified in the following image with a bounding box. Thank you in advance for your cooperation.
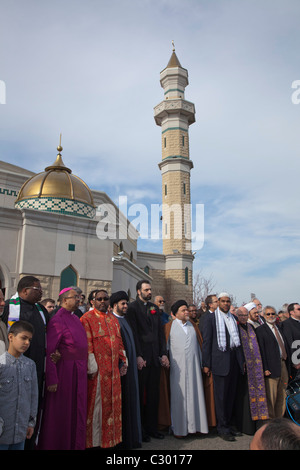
[0,47,196,311]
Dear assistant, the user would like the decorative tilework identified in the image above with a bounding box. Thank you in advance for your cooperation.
[0,187,18,196]
[15,196,95,219]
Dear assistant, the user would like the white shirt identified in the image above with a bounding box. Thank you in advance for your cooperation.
[175,318,188,334]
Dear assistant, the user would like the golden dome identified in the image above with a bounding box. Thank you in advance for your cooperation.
[15,141,95,219]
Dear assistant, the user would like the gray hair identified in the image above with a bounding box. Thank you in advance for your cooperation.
[263,305,277,314]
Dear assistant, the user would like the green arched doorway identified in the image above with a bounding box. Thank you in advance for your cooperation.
[60,265,78,290]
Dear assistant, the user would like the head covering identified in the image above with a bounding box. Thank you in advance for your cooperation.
[110,290,129,308]
[217,292,231,299]
[244,302,257,312]
[171,300,188,315]
[59,287,73,296]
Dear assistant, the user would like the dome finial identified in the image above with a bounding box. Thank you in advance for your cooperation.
[44,134,71,173]
[172,40,175,51]
[57,132,63,153]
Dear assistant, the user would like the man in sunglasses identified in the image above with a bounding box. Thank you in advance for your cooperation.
[154,295,169,325]
[80,289,127,449]
[256,306,290,419]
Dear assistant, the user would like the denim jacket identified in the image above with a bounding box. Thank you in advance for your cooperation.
[0,352,38,444]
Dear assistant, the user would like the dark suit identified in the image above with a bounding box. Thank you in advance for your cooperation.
[3,298,49,395]
[198,310,212,335]
[202,311,244,435]
[256,323,290,378]
[282,317,300,380]
[256,322,290,418]
[126,298,167,436]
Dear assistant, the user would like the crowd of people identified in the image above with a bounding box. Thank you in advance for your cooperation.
[0,276,300,450]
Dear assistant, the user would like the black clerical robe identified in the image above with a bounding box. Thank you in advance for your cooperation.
[113,314,142,449]
[3,298,49,396]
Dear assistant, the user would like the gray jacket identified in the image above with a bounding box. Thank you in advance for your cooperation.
[0,352,38,444]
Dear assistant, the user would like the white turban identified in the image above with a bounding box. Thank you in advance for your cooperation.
[217,292,231,299]
[244,302,257,312]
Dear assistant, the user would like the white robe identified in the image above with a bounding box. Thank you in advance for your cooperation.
[168,319,208,436]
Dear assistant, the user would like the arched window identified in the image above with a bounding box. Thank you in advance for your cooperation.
[185,267,189,285]
[60,265,78,290]
[144,266,150,275]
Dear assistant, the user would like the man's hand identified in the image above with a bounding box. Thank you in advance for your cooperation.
[160,355,169,368]
[50,349,61,364]
[120,364,128,376]
[47,384,58,392]
[137,356,146,370]
[203,367,211,376]
[26,427,34,439]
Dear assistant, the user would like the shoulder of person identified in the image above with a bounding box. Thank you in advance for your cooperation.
[127,300,139,311]
[20,353,36,367]
[281,317,293,328]
[37,302,50,317]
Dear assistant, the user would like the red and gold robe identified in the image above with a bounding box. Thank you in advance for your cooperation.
[80,309,126,448]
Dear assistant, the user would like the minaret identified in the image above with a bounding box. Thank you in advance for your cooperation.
[154,43,195,302]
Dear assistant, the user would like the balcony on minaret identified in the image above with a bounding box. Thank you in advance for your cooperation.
[154,99,195,127]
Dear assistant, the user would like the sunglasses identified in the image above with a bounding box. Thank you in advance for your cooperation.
[95,296,109,302]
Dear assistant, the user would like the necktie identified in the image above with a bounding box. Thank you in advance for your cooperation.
[272,325,287,360]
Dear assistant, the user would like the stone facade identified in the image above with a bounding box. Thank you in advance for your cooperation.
[161,128,190,160]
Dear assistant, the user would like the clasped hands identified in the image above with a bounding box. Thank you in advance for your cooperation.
[137,355,169,370]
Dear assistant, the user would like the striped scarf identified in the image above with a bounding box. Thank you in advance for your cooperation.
[215,307,240,351]
[8,293,46,328]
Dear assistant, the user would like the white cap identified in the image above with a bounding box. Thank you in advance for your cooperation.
[244,302,257,312]
[217,292,231,299]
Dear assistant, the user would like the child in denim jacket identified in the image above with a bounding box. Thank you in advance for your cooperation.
[0,320,38,450]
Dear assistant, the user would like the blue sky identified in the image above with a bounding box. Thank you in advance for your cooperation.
[1,0,300,309]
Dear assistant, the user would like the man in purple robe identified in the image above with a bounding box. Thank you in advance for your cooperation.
[36,287,88,450]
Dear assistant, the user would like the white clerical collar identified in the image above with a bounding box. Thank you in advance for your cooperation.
[112,312,124,319]
[175,318,188,330]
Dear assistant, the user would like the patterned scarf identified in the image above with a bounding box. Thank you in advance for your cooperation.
[215,307,240,351]
[239,324,269,420]
[8,293,46,328]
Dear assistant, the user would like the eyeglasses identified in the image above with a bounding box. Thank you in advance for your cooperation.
[27,286,42,291]
[158,300,165,304]
[95,296,109,302]
[265,312,276,316]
